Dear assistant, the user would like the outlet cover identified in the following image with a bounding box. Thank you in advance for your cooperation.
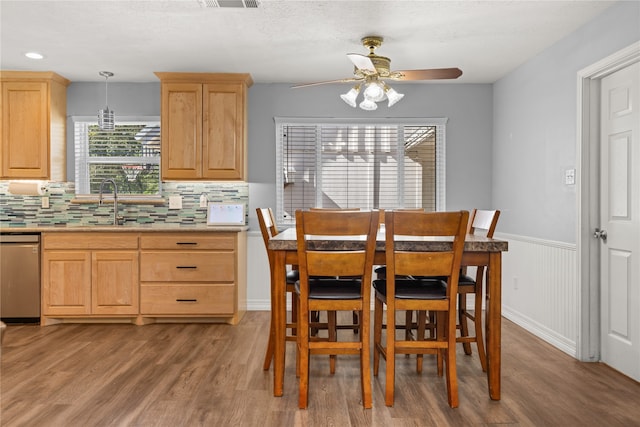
[169,195,182,209]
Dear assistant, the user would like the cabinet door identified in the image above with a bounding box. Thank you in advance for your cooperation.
[92,251,139,315]
[202,83,245,180]
[161,82,202,179]
[42,251,91,315]
[1,81,49,178]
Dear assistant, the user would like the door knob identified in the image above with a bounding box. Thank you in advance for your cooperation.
[593,228,607,242]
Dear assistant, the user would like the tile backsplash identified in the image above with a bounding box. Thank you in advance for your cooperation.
[0,181,248,227]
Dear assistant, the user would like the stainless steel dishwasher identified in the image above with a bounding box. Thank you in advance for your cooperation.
[0,233,41,323]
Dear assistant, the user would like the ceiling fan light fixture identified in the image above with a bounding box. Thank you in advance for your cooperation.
[98,71,115,131]
[359,98,378,111]
[385,86,404,107]
[340,84,361,108]
[363,81,385,102]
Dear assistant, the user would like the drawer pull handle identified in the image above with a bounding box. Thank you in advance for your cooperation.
[176,266,197,269]
[176,242,198,246]
[176,298,197,303]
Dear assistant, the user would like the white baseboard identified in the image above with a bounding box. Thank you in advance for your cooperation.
[502,305,577,357]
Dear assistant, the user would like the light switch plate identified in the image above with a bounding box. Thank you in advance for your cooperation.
[565,169,575,185]
[169,195,182,209]
[41,196,49,208]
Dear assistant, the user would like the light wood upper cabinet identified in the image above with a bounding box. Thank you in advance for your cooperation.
[155,72,253,181]
[0,71,70,180]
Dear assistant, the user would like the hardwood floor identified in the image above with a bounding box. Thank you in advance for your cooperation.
[1,312,638,426]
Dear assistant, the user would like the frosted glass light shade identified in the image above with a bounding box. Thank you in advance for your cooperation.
[340,87,359,108]
[386,87,405,107]
[359,98,378,111]
[363,82,385,102]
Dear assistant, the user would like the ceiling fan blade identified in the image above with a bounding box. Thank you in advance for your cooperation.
[389,68,463,81]
[291,77,362,89]
[347,53,377,73]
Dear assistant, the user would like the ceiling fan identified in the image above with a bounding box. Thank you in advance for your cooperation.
[293,36,463,110]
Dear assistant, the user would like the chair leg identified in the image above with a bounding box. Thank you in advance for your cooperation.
[373,297,383,376]
[328,310,337,374]
[474,286,488,372]
[360,309,372,408]
[436,311,445,377]
[262,311,276,370]
[404,310,414,341]
[291,292,298,336]
[416,310,427,373]
[459,293,472,355]
[385,302,396,407]
[298,296,310,409]
[352,310,359,334]
[444,313,459,408]
[310,310,319,336]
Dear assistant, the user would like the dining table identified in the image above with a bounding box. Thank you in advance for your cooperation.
[267,227,509,400]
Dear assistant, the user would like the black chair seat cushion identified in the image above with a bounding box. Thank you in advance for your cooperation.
[286,270,300,284]
[295,278,362,300]
[411,273,476,287]
[373,278,447,300]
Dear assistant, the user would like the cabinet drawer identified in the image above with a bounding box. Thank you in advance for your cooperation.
[140,284,234,315]
[44,233,139,250]
[140,233,235,250]
[140,251,235,282]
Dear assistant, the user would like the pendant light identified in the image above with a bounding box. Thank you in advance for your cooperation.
[98,71,115,131]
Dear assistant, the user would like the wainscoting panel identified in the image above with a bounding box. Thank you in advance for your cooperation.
[247,231,272,310]
[497,232,578,357]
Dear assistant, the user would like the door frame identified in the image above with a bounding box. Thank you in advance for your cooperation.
[576,41,640,362]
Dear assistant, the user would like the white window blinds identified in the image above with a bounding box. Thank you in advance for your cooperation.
[275,118,447,226]
[74,117,161,196]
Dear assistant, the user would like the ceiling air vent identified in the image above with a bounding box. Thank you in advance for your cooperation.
[198,0,259,8]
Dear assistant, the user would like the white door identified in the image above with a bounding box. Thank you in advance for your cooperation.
[599,61,640,381]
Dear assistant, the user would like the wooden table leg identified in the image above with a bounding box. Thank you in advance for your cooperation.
[273,251,287,397]
[486,252,502,400]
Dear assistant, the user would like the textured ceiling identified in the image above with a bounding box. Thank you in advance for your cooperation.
[0,0,617,84]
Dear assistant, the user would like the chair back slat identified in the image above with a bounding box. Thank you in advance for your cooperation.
[385,210,468,296]
[468,209,500,237]
[296,210,378,281]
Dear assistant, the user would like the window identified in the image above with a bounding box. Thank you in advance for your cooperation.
[275,117,447,226]
[74,117,161,196]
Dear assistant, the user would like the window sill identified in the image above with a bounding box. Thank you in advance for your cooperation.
[71,196,166,206]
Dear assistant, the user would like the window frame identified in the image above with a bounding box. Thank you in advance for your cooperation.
[73,115,162,200]
[274,117,447,227]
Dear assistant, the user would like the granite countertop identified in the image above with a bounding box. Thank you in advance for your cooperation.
[0,224,249,233]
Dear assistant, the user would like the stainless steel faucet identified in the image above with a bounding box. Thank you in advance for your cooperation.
[99,178,123,225]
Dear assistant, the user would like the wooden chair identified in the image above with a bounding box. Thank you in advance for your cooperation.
[295,209,378,409]
[256,207,300,371]
[455,208,500,371]
[373,210,468,408]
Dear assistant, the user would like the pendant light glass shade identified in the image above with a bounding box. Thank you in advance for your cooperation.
[98,71,115,131]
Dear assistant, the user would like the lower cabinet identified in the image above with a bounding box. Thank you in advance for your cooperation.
[139,232,245,324]
[41,230,246,326]
[41,233,139,323]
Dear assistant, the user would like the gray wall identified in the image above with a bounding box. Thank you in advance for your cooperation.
[66,82,161,178]
[493,1,640,243]
[65,80,494,231]
[246,83,493,229]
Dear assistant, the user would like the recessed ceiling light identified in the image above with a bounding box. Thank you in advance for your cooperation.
[25,52,44,60]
